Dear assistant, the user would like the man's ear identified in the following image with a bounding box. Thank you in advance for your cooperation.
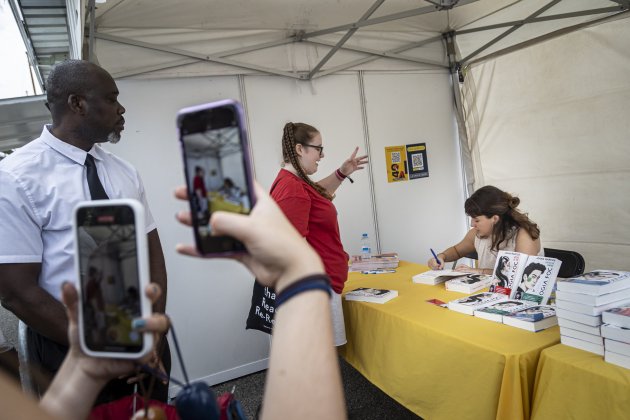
[67,94,85,115]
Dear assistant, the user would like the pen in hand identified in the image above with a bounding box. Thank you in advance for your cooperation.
[430,248,442,266]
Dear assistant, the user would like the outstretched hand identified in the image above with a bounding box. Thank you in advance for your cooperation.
[339,147,368,177]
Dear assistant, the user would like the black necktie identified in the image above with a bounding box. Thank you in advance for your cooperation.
[85,154,109,200]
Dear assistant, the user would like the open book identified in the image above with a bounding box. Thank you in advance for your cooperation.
[490,251,561,305]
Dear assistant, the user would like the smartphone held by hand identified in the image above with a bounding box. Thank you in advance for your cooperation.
[73,199,153,359]
[177,99,256,256]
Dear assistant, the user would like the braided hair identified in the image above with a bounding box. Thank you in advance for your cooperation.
[281,122,333,200]
[464,185,540,251]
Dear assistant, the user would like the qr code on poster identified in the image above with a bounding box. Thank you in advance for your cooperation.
[391,151,401,164]
[411,153,424,170]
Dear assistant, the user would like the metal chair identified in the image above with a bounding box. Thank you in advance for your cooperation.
[543,248,585,278]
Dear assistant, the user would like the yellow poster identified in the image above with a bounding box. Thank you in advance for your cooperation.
[385,145,408,183]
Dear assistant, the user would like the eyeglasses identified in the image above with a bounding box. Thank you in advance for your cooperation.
[298,143,324,156]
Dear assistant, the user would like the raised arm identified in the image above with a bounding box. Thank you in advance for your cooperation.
[175,184,346,420]
[0,263,68,345]
[318,147,368,195]
[427,228,477,271]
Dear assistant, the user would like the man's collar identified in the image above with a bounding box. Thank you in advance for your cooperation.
[40,124,105,164]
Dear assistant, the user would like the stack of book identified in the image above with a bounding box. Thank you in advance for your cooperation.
[556,270,630,355]
[602,306,630,369]
[349,253,399,272]
[448,251,561,332]
[412,270,467,286]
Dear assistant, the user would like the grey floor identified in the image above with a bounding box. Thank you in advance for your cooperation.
[210,357,422,420]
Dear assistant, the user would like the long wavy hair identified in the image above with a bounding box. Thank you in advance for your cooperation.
[465,185,540,251]
[281,122,332,200]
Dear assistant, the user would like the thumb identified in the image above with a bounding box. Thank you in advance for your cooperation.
[61,282,79,325]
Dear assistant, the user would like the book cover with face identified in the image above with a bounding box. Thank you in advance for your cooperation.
[514,256,561,305]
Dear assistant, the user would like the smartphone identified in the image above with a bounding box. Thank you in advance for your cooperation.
[177,99,256,255]
[73,199,153,359]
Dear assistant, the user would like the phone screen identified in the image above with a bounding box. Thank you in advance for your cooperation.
[76,204,144,353]
[178,100,254,254]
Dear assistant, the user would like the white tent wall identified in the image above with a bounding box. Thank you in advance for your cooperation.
[105,76,271,398]
[105,69,464,394]
[460,15,630,272]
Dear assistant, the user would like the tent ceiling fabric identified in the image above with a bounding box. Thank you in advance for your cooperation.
[88,0,628,79]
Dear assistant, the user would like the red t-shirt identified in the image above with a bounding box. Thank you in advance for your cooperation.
[271,169,349,293]
[193,175,207,197]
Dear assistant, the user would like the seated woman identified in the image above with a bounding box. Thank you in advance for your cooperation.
[428,185,543,275]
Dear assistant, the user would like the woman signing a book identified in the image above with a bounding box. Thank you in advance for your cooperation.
[428,185,543,275]
[270,122,368,346]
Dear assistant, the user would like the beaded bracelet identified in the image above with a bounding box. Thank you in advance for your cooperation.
[335,168,354,183]
[275,274,332,308]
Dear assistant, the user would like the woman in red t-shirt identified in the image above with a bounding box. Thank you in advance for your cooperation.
[270,122,368,346]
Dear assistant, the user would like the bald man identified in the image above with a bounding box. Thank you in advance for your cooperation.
[0,59,169,403]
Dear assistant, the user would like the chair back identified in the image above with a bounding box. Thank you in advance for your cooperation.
[543,248,585,278]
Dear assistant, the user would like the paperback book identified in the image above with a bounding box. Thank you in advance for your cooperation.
[502,305,558,332]
[445,274,493,294]
[555,307,602,327]
[604,338,630,357]
[602,306,630,329]
[473,299,538,323]
[601,324,630,344]
[556,270,630,296]
[489,251,527,297]
[344,288,398,304]
[489,251,561,305]
[412,270,467,286]
[447,292,508,315]
[556,287,630,307]
[558,318,601,336]
[605,351,630,370]
[559,326,603,345]
[556,296,630,316]
[513,255,562,304]
[561,335,604,356]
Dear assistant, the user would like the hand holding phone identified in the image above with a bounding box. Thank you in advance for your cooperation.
[177,99,256,256]
[73,199,153,358]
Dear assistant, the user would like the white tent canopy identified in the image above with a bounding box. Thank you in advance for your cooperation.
[89,0,628,79]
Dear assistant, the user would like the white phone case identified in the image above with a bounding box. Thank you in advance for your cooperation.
[73,198,153,359]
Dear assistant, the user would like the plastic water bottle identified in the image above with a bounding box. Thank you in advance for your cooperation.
[360,233,372,260]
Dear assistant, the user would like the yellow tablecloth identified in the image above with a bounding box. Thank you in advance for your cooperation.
[340,261,560,420]
[531,344,630,420]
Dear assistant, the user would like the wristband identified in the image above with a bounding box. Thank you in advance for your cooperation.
[275,274,332,308]
[336,168,354,184]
